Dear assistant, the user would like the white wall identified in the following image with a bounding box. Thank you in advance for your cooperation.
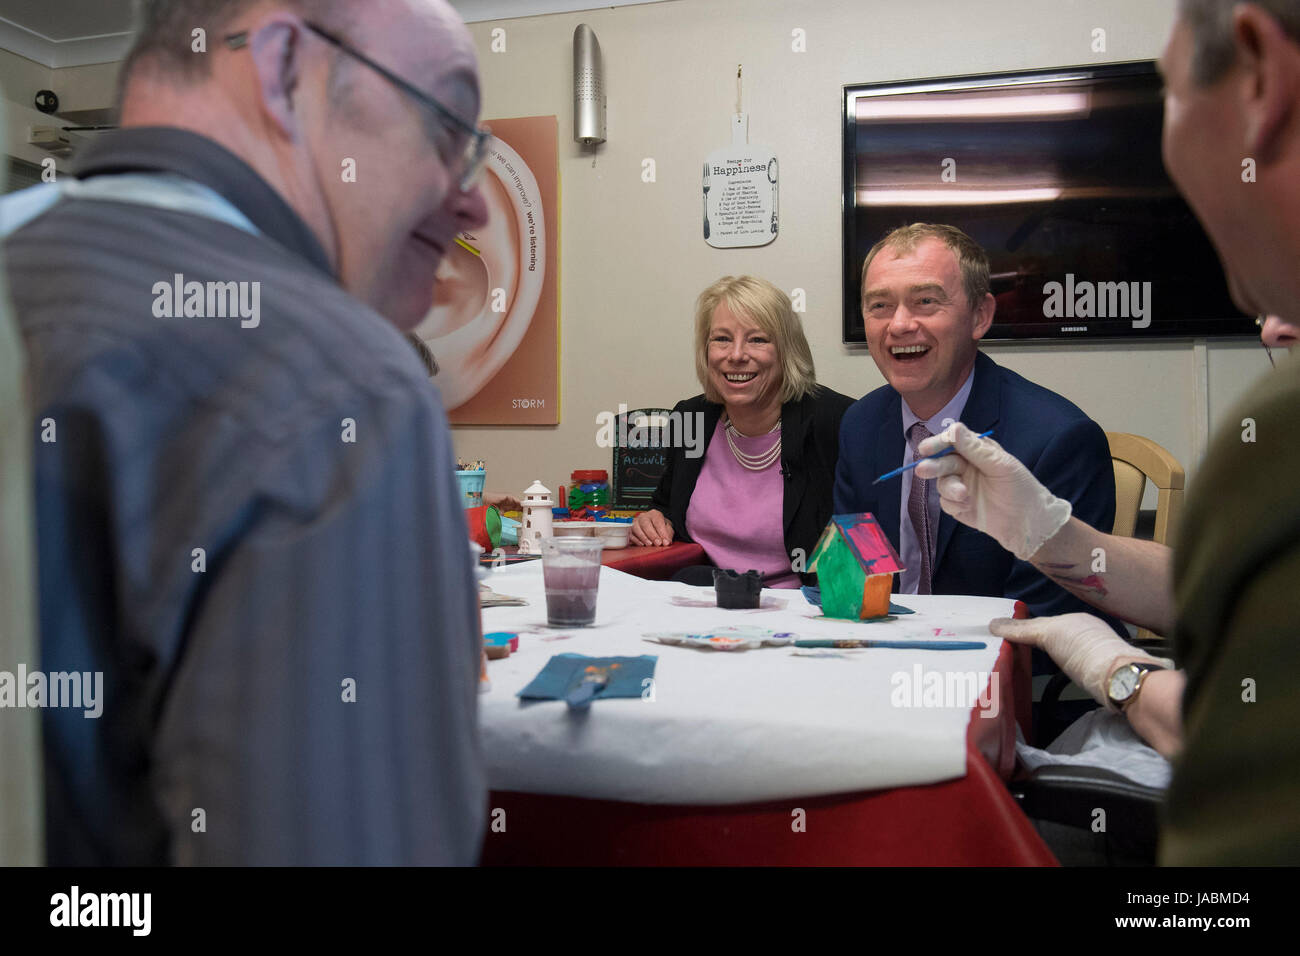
[0,1,1268,505]
[45,61,119,115]
[454,0,1270,503]
[0,48,48,106]
[0,49,115,170]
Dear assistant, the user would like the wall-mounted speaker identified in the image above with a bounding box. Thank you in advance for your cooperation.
[573,24,605,146]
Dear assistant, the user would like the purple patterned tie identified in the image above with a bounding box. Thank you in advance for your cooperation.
[907,422,935,595]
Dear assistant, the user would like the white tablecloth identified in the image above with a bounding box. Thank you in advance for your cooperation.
[479,563,1012,804]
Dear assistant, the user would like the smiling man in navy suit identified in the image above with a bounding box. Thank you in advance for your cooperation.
[834,223,1117,621]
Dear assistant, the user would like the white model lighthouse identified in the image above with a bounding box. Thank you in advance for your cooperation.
[518,480,553,554]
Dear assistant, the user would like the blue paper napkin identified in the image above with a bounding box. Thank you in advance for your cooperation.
[518,654,658,710]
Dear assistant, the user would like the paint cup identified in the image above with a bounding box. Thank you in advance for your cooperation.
[499,513,521,546]
[540,537,604,627]
[466,505,501,552]
[455,469,486,508]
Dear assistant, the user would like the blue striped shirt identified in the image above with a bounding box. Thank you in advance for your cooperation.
[6,127,484,865]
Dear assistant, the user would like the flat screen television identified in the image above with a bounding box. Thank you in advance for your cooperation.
[842,61,1252,343]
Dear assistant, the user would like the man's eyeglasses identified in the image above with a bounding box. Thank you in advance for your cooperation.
[1257,315,1276,368]
[225,22,491,192]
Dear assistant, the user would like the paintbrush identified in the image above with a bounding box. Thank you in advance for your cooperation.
[872,429,994,484]
[792,639,986,650]
[564,666,609,710]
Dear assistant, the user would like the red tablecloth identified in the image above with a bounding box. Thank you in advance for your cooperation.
[600,542,705,580]
[480,641,1055,865]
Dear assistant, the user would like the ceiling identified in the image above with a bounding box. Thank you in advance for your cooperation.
[0,1,672,67]
[0,0,134,40]
[449,0,671,21]
[0,0,134,67]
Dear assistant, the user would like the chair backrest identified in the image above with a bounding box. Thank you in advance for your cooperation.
[1111,459,1146,539]
[0,95,44,865]
[1106,432,1185,649]
[1105,432,1186,547]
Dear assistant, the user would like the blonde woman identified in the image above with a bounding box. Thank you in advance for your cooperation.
[630,276,852,587]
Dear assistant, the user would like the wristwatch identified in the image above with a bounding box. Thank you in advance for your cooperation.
[1106,661,1166,713]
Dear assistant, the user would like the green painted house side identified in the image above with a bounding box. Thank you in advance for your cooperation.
[809,514,904,620]
[810,527,868,620]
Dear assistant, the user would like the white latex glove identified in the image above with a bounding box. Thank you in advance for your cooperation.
[989,612,1174,706]
[913,421,1071,561]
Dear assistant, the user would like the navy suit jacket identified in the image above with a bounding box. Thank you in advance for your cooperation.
[834,351,1118,623]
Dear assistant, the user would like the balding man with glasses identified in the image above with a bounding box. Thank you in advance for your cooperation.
[2,0,492,864]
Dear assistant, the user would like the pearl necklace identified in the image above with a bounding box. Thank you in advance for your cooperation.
[724,418,782,471]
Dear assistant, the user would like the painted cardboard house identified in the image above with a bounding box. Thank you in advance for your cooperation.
[808,513,905,620]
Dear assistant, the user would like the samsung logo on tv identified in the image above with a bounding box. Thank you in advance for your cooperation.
[1060,325,1088,332]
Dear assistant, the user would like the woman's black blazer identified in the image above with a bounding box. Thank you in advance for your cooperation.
[648,384,855,583]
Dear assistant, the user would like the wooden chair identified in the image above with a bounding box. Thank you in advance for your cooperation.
[1105,432,1185,646]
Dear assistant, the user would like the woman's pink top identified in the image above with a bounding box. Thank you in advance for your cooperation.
[685,419,800,588]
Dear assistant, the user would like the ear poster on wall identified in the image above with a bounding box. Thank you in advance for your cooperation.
[703,145,778,248]
[414,115,559,425]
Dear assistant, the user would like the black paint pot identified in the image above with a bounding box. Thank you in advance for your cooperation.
[713,568,762,609]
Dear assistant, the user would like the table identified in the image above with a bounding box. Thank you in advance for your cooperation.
[493,541,705,580]
[477,563,1053,865]
[599,541,704,580]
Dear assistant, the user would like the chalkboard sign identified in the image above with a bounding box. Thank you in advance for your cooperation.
[611,407,674,510]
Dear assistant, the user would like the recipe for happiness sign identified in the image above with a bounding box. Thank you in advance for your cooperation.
[703,146,778,249]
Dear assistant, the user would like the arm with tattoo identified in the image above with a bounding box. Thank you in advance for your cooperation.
[1027,517,1175,635]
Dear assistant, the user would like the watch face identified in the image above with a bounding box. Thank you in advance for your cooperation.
[1109,665,1140,701]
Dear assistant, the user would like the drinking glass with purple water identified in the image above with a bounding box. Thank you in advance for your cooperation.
[540,537,604,626]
